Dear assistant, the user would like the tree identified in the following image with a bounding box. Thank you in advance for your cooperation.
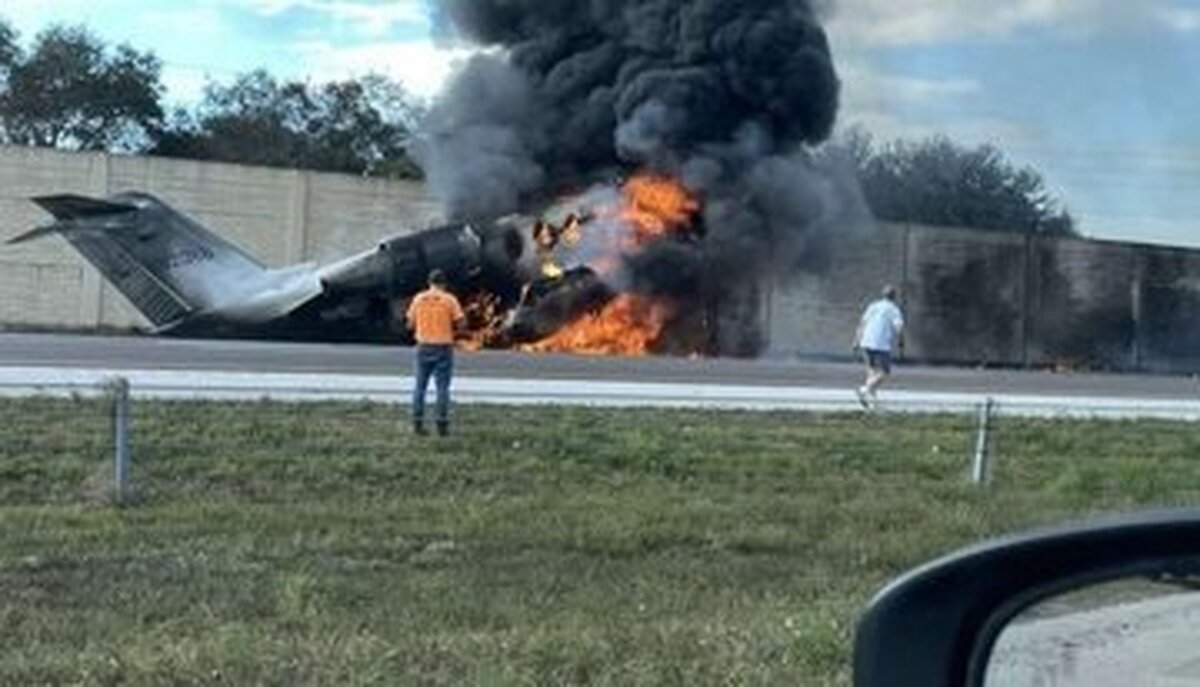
[0,24,163,151]
[155,71,424,178]
[0,19,17,77]
[0,19,18,97]
[826,129,1075,236]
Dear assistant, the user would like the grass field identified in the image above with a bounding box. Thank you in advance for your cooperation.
[2,397,1199,685]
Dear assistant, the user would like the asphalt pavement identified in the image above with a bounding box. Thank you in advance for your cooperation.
[3,332,1200,417]
[3,332,1200,399]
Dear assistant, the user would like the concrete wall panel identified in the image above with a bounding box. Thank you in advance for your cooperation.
[1137,245,1200,371]
[767,221,905,357]
[0,263,85,327]
[303,173,442,263]
[904,226,1026,365]
[108,155,298,265]
[1028,237,1135,370]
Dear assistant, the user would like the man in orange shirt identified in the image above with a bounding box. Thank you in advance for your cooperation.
[405,270,466,436]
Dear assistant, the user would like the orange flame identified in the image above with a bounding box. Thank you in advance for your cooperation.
[520,294,673,356]
[458,291,506,351]
[620,174,700,247]
[516,173,699,356]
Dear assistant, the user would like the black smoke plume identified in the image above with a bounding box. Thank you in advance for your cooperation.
[418,0,849,354]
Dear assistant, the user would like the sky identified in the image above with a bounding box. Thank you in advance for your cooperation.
[2,0,1198,248]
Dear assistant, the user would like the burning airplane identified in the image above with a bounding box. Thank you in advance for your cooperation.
[9,172,708,351]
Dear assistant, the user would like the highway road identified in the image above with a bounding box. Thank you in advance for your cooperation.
[3,332,1200,396]
[1,332,1199,416]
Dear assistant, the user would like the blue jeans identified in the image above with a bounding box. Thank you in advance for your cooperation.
[412,344,454,425]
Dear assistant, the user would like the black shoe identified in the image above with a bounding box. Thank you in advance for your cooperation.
[413,422,428,436]
[436,422,449,437]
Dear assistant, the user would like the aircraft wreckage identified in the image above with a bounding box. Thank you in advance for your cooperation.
[10,176,706,354]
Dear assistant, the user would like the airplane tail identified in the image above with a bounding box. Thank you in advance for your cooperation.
[10,192,270,330]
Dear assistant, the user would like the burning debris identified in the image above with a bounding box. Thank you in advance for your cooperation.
[417,0,847,357]
[463,173,703,353]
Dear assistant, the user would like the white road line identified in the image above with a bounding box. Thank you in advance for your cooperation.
[1,367,1199,420]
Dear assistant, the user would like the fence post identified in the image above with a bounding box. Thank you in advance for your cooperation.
[972,398,995,485]
[110,376,131,503]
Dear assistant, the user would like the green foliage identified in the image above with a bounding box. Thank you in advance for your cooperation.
[0,14,425,176]
[154,70,426,178]
[0,23,163,151]
[1,399,1197,685]
[828,127,1075,235]
[0,19,17,74]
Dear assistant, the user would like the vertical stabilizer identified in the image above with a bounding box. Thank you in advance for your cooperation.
[14,192,271,329]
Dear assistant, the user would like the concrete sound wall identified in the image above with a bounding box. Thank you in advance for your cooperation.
[5,145,1200,372]
[768,222,1200,373]
[0,145,442,330]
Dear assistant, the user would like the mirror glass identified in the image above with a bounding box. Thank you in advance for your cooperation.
[985,576,1200,686]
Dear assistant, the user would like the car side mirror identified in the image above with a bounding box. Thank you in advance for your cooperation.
[853,509,1200,687]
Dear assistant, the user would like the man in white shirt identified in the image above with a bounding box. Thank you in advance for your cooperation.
[853,285,905,409]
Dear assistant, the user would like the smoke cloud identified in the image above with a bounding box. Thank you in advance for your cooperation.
[418,0,852,354]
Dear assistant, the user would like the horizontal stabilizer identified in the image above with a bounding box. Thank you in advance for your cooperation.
[6,224,64,245]
[32,194,138,220]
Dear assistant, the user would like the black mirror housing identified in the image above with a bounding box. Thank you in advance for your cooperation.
[853,509,1200,687]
